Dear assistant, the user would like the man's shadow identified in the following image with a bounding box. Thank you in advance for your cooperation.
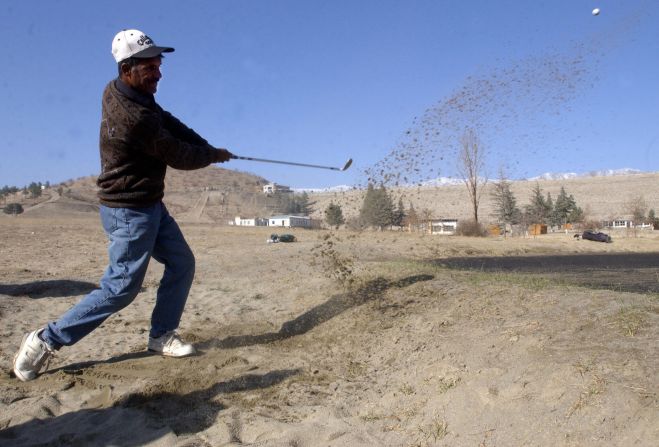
[0,368,299,447]
[0,280,97,299]
[206,274,434,350]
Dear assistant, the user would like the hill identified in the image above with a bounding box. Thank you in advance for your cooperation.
[1,166,272,223]
[3,170,658,225]
[307,172,659,224]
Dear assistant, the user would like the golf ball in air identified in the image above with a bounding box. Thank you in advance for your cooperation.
[592,8,600,16]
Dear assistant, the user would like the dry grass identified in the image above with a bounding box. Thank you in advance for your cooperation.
[418,415,449,443]
[612,306,647,337]
[436,376,461,394]
[566,375,607,417]
[399,383,415,396]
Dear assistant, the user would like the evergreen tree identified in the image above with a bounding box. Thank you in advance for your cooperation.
[298,192,314,216]
[545,192,554,224]
[28,182,42,198]
[568,204,584,224]
[276,192,315,216]
[649,209,658,229]
[552,186,584,226]
[524,183,551,224]
[359,183,378,225]
[324,202,345,228]
[359,184,394,229]
[371,185,394,229]
[551,187,569,226]
[392,197,406,227]
[491,176,521,227]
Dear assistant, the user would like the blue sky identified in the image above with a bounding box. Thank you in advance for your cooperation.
[1,1,657,189]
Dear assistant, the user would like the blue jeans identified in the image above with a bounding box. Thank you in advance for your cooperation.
[42,202,195,349]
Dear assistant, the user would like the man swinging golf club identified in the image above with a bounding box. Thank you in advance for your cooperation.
[13,29,233,381]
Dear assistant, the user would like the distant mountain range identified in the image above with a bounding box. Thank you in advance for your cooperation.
[526,168,644,181]
[293,185,355,193]
[297,168,649,192]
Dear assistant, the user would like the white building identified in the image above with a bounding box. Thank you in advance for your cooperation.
[602,218,653,229]
[269,215,311,228]
[429,218,458,235]
[234,216,268,226]
[263,183,292,195]
[604,219,633,229]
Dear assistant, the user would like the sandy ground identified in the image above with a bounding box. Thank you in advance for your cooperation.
[0,216,657,446]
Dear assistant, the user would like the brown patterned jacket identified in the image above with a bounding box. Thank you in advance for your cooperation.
[96,79,223,207]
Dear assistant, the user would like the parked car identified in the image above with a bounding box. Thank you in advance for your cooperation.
[582,230,612,243]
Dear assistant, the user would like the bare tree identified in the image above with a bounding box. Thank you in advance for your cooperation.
[457,128,487,222]
[624,195,648,225]
[624,195,648,237]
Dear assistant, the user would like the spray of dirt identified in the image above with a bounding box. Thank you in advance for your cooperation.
[360,9,646,191]
[310,232,356,289]
[312,10,649,280]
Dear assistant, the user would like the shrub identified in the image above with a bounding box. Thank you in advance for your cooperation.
[580,219,601,231]
[3,203,24,215]
[346,216,366,232]
[456,219,487,237]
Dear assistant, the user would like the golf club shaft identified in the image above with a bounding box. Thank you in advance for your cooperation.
[231,155,351,171]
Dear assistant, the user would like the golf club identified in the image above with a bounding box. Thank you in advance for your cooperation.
[230,155,353,172]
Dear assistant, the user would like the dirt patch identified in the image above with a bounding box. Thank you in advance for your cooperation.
[1,220,657,446]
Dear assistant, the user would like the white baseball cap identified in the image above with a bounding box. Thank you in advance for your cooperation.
[111,29,174,63]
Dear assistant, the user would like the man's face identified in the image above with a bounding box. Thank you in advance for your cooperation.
[122,57,162,95]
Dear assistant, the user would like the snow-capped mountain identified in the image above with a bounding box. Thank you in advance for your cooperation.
[297,169,648,192]
[527,168,643,181]
[293,185,355,193]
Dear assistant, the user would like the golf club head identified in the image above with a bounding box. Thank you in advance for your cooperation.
[342,158,353,171]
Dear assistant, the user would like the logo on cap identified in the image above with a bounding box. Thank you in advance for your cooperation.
[137,35,153,47]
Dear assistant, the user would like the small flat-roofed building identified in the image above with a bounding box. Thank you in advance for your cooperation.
[268,215,311,228]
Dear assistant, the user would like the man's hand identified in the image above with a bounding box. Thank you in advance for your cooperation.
[213,148,233,163]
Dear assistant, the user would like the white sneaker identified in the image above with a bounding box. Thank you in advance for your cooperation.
[148,331,196,357]
[13,329,54,382]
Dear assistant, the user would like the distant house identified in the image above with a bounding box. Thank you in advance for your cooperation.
[263,183,292,195]
[269,215,311,228]
[429,218,458,235]
[528,224,548,235]
[234,216,268,226]
[601,218,654,230]
[603,219,633,229]
[488,224,502,236]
